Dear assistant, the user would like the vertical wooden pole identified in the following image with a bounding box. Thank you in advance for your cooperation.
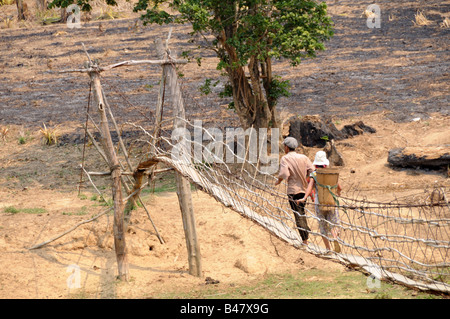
[90,70,129,281]
[166,48,202,277]
[152,38,168,152]
[176,174,202,276]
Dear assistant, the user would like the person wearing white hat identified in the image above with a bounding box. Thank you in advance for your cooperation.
[299,151,342,252]
[313,150,329,167]
[275,137,315,245]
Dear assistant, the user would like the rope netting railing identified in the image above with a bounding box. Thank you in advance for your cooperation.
[127,117,450,293]
[333,194,449,292]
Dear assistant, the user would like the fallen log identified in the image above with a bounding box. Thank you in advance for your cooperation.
[388,146,450,168]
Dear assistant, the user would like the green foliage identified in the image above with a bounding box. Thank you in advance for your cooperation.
[17,130,31,145]
[219,83,235,110]
[219,83,233,99]
[3,206,20,214]
[199,78,220,96]
[35,9,61,25]
[2,206,46,214]
[48,0,117,12]
[268,76,291,101]
[18,136,27,145]
[78,194,87,200]
[133,0,334,68]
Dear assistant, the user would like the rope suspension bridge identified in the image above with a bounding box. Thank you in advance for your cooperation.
[32,39,449,294]
[135,117,450,294]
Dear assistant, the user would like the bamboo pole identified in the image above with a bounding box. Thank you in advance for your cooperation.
[147,37,170,193]
[89,70,129,281]
[100,90,140,222]
[58,59,187,74]
[166,45,202,277]
[86,168,174,176]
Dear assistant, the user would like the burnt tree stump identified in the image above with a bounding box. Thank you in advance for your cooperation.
[285,115,376,147]
[388,146,450,169]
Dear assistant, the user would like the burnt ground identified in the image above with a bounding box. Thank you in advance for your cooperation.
[0,0,449,129]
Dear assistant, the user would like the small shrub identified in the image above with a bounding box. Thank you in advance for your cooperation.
[40,123,59,146]
[18,134,28,144]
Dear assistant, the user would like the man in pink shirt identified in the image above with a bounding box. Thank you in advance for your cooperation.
[275,137,314,245]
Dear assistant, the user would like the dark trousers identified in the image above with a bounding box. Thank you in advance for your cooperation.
[288,193,310,242]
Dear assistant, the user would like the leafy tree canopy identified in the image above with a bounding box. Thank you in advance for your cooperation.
[134,0,333,67]
[48,0,117,12]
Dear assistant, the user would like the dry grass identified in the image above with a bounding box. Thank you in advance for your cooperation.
[39,123,59,146]
[440,17,450,28]
[2,16,15,29]
[363,9,376,19]
[413,11,433,26]
[0,127,9,141]
[96,6,124,20]
[0,0,15,5]
[35,8,60,25]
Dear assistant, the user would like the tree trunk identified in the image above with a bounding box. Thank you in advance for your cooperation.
[214,4,279,131]
[226,63,275,130]
[218,27,277,131]
[16,0,25,20]
[60,7,67,23]
[36,0,47,10]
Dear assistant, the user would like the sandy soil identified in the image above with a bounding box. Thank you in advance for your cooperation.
[0,0,449,299]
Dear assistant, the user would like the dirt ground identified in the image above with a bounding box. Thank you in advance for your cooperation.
[0,0,449,299]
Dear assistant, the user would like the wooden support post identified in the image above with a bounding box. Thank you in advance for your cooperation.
[101,91,139,223]
[176,174,202,276]
[55,44,190,280]
[147,38,170,190]
[152,38,168,152]
[165,42,202,277]
[89,70,129,281]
